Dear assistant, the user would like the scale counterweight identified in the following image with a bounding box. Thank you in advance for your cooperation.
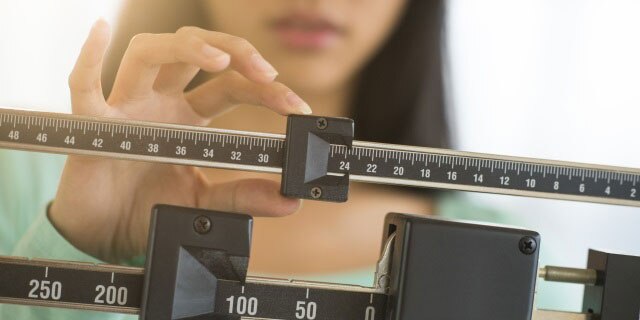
[1,108,639,207]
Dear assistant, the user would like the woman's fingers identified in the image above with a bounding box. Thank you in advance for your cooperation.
[200,178,301,217]
[68,19,111,115]
[152,26,278,94]
[109,32,231,102]
[152,63,201,94]
[185,27,278,84]
[186,71,312,118]
[152,26,234,94]
[109,26,280,103]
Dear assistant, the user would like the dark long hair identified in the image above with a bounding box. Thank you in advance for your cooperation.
[103,0,449,148]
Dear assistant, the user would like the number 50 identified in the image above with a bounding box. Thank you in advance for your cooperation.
[295,301,317,319]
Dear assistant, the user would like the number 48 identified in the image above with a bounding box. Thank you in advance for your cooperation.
[8,130,19,140]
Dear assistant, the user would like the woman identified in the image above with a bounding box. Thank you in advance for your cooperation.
[0,0,504,318]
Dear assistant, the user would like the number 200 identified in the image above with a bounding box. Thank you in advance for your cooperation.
[94,285,128,306]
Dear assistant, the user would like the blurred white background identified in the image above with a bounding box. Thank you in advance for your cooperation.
[1,0,639,313]
[448,0,640,312]
[0,1,119,112]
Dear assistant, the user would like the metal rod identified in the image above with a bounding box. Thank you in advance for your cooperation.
[539,266,598,285]
[2,107,640,207]
[533,310,594,320]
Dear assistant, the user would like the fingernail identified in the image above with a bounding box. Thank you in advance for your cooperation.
[286,92,312,114]
[92,17,108,28]
[251,53,278,80]
[202,45,230,69]
[90,18,110,36]
[202,44,225,58]
[91,19,102,30]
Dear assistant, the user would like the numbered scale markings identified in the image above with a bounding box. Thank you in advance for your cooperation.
[1,108,640,207]
[0,257,386,319]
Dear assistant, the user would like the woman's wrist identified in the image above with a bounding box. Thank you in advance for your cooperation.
[47,200,89,257]
[46,201,65,238]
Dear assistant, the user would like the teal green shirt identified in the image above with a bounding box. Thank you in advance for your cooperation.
[0,150,134,319]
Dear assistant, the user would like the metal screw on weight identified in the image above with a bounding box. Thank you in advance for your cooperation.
[519,236,537,255]
[316,117,328,130]
[193,216,212,234]
[310,187,323,199]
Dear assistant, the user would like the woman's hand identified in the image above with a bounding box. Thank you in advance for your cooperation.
[49,20,310,263]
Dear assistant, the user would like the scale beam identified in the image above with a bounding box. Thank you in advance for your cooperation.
[0,108,639,207]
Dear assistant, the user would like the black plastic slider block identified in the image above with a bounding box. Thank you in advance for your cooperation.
[582,249,640,319]
[383,213,540,320]
[281,115,354,202]
[140,205,252,320]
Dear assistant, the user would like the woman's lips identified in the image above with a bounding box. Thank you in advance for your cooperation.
[271,14,343,51]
